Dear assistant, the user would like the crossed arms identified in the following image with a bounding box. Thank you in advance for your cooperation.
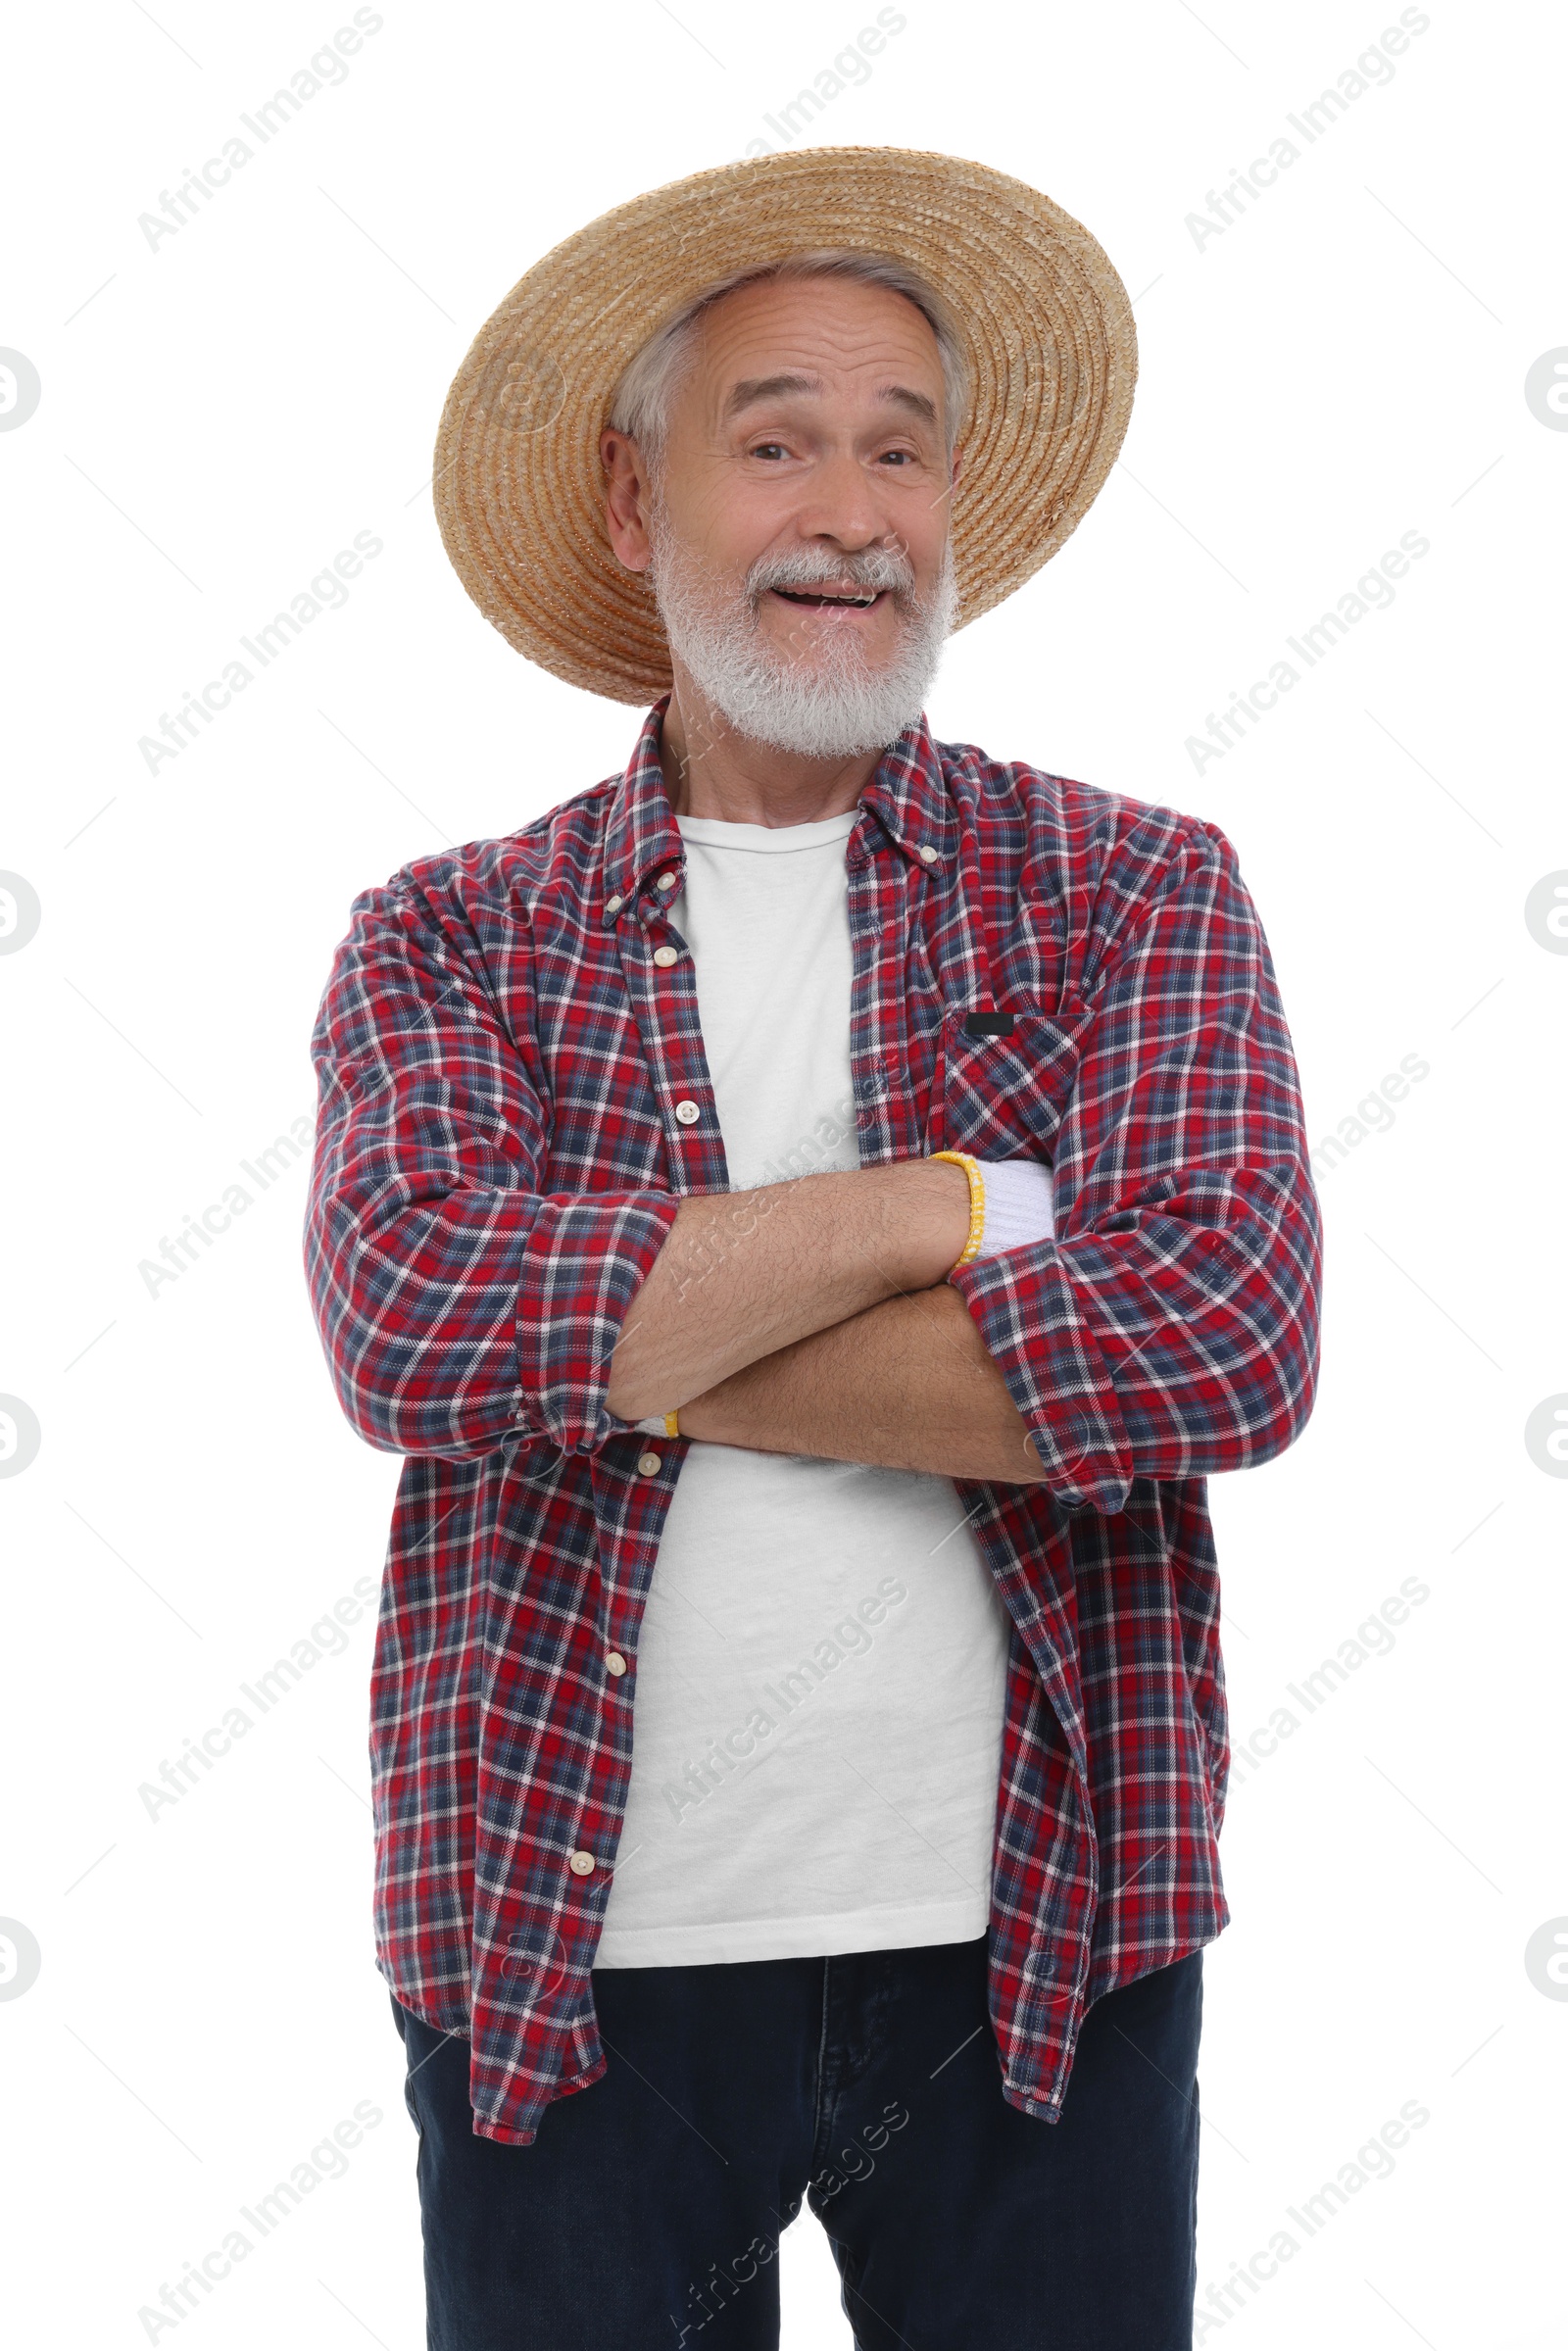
[605,1158,1054,1483]
[304,826,1322,1514]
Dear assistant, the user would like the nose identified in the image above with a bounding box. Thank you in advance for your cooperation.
[790,446,904,558]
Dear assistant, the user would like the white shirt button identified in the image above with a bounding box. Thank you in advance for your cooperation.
[919,843,939,863]
[656,871,678,891]
[606,1650,627,1676]
[653,945,679,968]
[674,1099,701,1125]
[568,1850,596,1876]
[636,1450,662,1475]
[605,894,622,913]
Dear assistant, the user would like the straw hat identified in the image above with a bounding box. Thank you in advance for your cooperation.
[432,146,1136,705]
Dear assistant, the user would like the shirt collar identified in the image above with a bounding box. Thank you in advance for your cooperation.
[857,711,961,876]
[599,700,686,922]
[600,697,958,922]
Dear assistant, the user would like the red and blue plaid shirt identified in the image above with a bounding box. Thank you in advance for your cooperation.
[305,700,1321,2144]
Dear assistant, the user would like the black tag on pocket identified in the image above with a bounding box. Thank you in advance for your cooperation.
[961,1011,1015,1038]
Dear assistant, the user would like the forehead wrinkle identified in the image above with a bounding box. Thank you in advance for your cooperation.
[719,374,941,430]
[680,282,949,442]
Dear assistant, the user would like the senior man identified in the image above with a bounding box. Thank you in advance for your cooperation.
[306,149,1321,2351]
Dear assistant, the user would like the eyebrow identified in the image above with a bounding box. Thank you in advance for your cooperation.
[722,372,940,428]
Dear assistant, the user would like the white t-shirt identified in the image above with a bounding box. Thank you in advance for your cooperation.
[593,809,1012,1969]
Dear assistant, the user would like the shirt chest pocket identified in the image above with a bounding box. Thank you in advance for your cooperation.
[935,1006,1084,1161]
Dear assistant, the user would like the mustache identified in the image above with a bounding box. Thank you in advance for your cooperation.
[745,543,917,603]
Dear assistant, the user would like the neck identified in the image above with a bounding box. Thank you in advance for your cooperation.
[659,667,885,827]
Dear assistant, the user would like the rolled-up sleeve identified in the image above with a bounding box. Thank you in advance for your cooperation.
[951,826,1322,1513]
[304,872,678,1459]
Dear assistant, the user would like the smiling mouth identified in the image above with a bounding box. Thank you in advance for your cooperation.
[768,587,885,610]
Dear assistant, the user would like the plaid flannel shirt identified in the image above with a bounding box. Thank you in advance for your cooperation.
[305,699,1321,2144]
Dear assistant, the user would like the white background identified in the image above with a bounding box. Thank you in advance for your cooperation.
[2,0,1565,2344]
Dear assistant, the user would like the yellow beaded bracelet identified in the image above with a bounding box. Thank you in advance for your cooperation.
[929,1150,986,1270]
[663,1408,680,1438]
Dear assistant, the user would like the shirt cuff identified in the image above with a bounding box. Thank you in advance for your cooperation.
[515,1193,682,1454]
[950,1245,1135,1512]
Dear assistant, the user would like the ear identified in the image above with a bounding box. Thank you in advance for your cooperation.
[601,427,655,573]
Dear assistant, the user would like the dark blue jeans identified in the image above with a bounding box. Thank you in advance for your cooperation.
[391,1930,1202,2349]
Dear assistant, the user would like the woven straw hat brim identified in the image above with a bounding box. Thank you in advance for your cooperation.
[433,145,1137,705]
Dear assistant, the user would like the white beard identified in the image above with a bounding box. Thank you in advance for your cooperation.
[647,514,958,759]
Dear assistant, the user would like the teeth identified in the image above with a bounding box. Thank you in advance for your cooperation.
[780,589,877,605]
[775,587,879,606]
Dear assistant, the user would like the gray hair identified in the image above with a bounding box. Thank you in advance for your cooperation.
[608,248,971,471]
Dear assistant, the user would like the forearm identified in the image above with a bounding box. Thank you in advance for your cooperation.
[604,1157,970,1421]
[676,1282,1051,1486]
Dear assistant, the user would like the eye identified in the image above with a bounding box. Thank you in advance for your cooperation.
[875,448,916,465]
[748,441,789,461]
